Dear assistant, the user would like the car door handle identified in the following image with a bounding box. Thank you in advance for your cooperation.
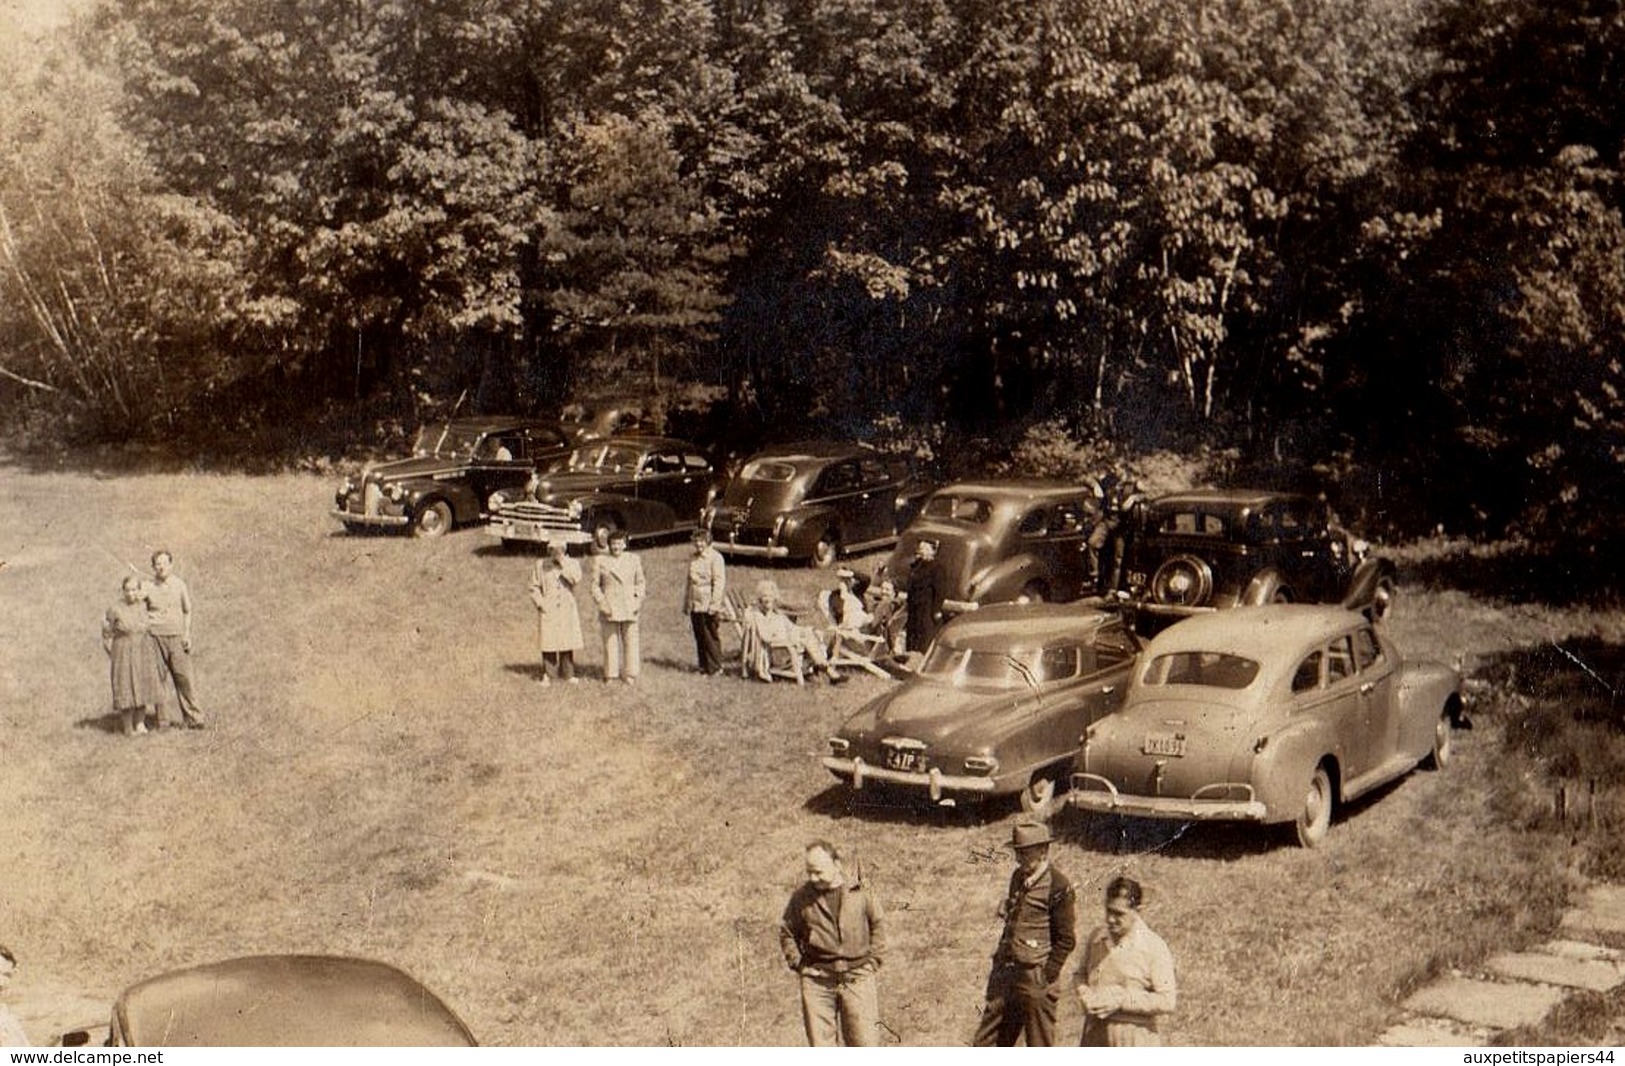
[1360,682,1375,694]
[1100,685,1115,695]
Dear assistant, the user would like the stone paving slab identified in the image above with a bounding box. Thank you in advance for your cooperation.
[1377,1016,1492,1047]
[1561,885,1625,938]
[1536,939,1625,962]
[1487,951,1625,992]
[1405,975,1566,1030]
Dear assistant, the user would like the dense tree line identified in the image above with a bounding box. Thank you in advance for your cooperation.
[0,0,1621,542]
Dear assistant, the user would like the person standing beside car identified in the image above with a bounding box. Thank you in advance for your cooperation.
[529,543,584,684]
[972,822,1077,1047]
[591,531,645,683]
[144,550,207,729]
[779,841,887,1046]
[904,539,944,653]
[682,528,727,676]
[1075,875,1176,1046]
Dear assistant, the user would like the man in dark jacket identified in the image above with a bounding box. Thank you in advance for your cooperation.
[972,822,1078,1046]
[778,840,887,1045]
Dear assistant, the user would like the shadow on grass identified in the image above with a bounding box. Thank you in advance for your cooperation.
[802,783,1008,828]
[1398,539,1625,608]
[73,710,142,735]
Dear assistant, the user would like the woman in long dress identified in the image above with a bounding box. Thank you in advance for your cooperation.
[529,543,583,684]
[102,575,167,735]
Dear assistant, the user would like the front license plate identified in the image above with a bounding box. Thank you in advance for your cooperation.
[1142,732,1186,757]
[884,748,921,772]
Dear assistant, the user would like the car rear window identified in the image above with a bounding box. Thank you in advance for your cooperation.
[740,460,795,481]
[1143,651,1260,689]
[922,495,993,524]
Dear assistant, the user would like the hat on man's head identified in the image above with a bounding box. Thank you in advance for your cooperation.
[1007,822,1052,850]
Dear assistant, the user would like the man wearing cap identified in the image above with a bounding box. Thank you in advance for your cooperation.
[779,840,886,1045]
[682,528,727,675]
[972,822,1077,1046]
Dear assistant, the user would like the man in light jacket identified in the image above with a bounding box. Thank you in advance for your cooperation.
[682,528,727,675]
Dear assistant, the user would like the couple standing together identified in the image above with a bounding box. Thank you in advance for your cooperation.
[526,529,651,684]
[101,550,208,735]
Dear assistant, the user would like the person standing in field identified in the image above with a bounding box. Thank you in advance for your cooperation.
[972,822,1077,1047]
[778,840,887,1046]
[529,542,583,685]
[682,528,727,675]
[144,550,207,729]
[1075,875,1177,1046]
[591,530,645,683]
[102,575,168,735]
[904,539,944,653]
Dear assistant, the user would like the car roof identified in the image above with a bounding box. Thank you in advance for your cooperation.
[113,955,477,1047]
[576,434,703,452]
[1148,488,1309,511]
[743,440,872,463]
[929,478,1096,500]
[440,415,554,433]
[1143,605,1365,662]
[940,603,1122,648]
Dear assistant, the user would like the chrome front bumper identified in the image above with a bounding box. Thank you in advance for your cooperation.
[714,540,789,558]
[332,509,409,528]
[1068,772,1267,821]
[484,518,591,545]
[822,756,998,801]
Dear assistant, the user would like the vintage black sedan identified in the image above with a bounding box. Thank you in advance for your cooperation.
[485,435,719,547]
[332,416,570,538]
[1069,605,1464,847]
[883,479,1101,611]
[1119,489,1396,625]
[701,441,931,567]
[57,954,476,1046]
[823,603,1139,810]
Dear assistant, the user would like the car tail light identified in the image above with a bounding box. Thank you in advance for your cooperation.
[963,755,998,774]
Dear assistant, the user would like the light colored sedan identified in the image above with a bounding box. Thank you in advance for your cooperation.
[1069,604,1464,847]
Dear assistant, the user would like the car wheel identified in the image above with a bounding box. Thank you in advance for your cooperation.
[1018,581,1047,605]
[413,500,453,539]
[811,533,840,569]
[1018,770,1064,820]
[1371,577,1396,623]
[1423,709,1453,770]
[1294,765,1333,848]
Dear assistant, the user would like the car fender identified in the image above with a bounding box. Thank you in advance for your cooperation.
[1394,660,1466,758]
[1240,568,1292,606]
[778,506,837,555]
[1248,718,1342,823]
[968,555,1048,604]
[1341,556,1398,612]
[402,483,470,523]
[568,492,667,534]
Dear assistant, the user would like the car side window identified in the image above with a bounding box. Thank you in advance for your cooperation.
[1353,626,1383,671]
[858,457,891,490]
[1326,635,1356,684]
[683,454,710,473]
[1053,501,1087,535]
[1017,507,1050,537]
[1039,644,1080,682]
[1292,651,1323,693]
[815,461,859,497]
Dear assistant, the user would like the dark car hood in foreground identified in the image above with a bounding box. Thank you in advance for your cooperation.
[532,470,627,499]
[363,455,487,482]
[114,955,477,1046]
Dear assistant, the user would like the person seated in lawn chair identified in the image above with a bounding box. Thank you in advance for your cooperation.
[862,575,907,657]
[743,579,847,685]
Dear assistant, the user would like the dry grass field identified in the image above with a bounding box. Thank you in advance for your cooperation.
[2,467,1620,1045]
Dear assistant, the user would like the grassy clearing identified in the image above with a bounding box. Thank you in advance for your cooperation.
[0,470,1617,1045]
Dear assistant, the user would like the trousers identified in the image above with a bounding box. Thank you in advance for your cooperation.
[798,967,880,1046]
[601,619,641,680]
[690,612,723,674]
[152,634,205,725]
[973,963,1057,1047]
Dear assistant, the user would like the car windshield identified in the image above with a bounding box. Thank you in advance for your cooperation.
[919,643,1083,690]
[1142,651,1261,689]
[563,443,643,473]
[921,495,993,524]
[412,424,485,459]
[740,460,796,482]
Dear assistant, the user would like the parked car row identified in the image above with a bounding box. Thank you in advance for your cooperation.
[327,414,1400,631]
[823,602,1465,848]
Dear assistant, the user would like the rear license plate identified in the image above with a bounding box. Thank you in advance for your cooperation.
[884,748,921,772]
[1142,732,1186,757]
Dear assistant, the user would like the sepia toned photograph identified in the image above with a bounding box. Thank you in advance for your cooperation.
[2,0,1623,1048]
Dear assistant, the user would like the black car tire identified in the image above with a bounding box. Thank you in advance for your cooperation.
[1423,709,1453,770]
[1294,764,1334,848]
[413,500,453,538]
[811,533,840,569]
[1151,555,1214,607]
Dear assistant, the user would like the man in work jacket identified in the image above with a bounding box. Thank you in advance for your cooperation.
[972,821,1078,1046]
[778,840,887,1045]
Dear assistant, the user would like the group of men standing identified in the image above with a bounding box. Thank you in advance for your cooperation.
[778,823,1178,1047]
